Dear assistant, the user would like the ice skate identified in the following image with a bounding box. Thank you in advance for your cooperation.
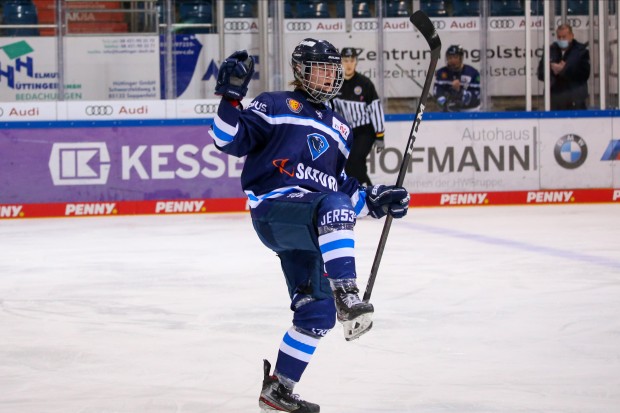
[259,360,320,413]
[330,279,374,341]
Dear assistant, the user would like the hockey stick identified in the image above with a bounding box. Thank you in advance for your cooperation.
[363,10,441,302]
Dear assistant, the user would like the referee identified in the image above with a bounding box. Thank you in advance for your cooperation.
[331,47,386,186]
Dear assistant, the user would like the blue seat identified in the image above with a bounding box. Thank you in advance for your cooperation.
[452,0,480,16]
[353,1,372,17]
[491,0,524,16]
[297,0,330,18]
[420,0,448,17]
[178,1,213,33]
[284,1,294,18]
[385,0,409,17]
[2,0,39,36]
[567,0,589,15]
[530,0,544,15]
[225,0,254,18]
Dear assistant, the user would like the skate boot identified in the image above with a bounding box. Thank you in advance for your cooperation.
[330,279,374,341]
[258,360,320,413]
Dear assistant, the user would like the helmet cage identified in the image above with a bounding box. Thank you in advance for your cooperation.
[293,60,344,103]
[291,38,344,103]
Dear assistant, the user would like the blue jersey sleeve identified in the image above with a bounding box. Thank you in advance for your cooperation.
[209,94,274,157]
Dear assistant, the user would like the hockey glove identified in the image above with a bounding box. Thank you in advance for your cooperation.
[215,50,255,100]
[365,185,410,219]
[374,132,385,153]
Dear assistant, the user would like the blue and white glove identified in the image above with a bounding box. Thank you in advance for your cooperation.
[365,185,410,219]
[437,95,447,107]
[215,50,255,100]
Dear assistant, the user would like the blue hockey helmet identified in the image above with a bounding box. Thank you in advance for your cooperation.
[446,44,464,57]
[291,38,344,103]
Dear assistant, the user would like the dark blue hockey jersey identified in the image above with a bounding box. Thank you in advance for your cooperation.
[209,90,370,217]
[433,64,481,111]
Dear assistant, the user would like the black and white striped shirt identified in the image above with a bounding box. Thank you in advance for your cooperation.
[331,72,385,137]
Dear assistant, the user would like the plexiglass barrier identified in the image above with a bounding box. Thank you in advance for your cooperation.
[0,0,618,113]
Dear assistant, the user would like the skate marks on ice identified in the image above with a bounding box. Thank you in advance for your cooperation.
[1,205,619,413]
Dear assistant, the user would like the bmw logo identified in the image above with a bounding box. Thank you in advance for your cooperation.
[554,134,588,169]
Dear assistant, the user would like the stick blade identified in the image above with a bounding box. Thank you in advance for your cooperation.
[410,10,441,53]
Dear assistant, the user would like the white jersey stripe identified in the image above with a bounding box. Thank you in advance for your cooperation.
[250,109,350,158]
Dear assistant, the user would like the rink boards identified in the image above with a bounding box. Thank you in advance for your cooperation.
[0,104,619,219]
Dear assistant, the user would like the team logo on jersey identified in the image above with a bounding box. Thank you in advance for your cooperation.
[441,72,448,79]
[272,158,295,177]
[287,98,303,113]
[307,133,329,160]
[354,86,362,95]
[332,118,350,139]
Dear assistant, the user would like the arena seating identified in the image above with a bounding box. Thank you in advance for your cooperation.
[224,0,253,18]
[420,0,448,17]
[2,0,39,36]
[297,0,330,18]
[178,0,212,33]
[490,0,524,16]
[385,0,409,17]
[452,0,480,16]
[353,0,371,17]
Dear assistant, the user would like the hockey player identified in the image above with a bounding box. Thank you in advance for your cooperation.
[331,47,386,186]
[209,38,410,412]
[433,45,481,112]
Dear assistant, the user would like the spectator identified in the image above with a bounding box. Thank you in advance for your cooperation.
[331,47,386,186]
[537,24,590,110]
[433,45,481,112]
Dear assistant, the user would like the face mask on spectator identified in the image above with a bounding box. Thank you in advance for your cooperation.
[556,40,570,49]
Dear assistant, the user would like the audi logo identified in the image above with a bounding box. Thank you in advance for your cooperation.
[565,17,582,28]
[194,103,219,114]
[353,20,378,31]
[286,21,312,31]
[489,19,515,29]
[224,21,251,31]
[431,20,446,30]
[85,105,113,116]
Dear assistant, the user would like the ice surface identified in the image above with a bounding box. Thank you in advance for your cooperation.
[1,204,619,413]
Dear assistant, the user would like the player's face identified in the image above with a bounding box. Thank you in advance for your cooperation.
[308,62,339,92]
[446,54,462,71]
[341,57,357,79]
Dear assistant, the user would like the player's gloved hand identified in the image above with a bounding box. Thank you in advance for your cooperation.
[374,132,385,153]
[437,95,447,107]
[461,90,472,106]
[215,50,255,100]
[365,185,410,219]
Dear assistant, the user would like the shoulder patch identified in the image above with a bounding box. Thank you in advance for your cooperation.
[332,117,350,139]
[286,98,303,113]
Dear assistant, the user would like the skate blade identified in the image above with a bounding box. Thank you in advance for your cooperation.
[342,313,373,341]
